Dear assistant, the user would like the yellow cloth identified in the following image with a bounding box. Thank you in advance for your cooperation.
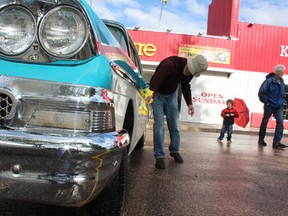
[138,88,154,115]
[140,88,154,104]
[138,100,148,115]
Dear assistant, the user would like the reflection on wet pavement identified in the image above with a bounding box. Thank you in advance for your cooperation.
[124,130,288,216]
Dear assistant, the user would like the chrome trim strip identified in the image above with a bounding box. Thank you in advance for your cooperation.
[0,129,129,150]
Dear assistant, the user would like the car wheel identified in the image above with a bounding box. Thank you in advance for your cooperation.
[135,132,145,149]
[77,149,128,216]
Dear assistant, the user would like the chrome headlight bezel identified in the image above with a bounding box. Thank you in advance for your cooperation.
[0,5,36,56]
[38,5,89,58]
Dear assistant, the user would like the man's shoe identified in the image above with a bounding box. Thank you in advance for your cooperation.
[169,152,184,163]
[272,143,286,149]
[217,138,223,142]
[227,140,232,144]
[155,158,166,169]
[258,139,267,147]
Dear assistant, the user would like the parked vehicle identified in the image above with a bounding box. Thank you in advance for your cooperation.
[0,0,148,215]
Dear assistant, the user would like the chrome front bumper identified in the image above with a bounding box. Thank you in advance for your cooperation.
[0,129,129,207]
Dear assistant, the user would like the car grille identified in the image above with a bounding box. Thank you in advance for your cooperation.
[0,92,13,124]
[92,110,114,132]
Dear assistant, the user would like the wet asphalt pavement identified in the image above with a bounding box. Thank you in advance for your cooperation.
[123,130,288,216]
[1,130,288,216]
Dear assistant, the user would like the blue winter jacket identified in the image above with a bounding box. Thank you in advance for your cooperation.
[258,73,286,108]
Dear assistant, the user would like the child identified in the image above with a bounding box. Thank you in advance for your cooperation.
[217,99,239,144]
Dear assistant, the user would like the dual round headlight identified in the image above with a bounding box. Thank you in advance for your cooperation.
[0,5,88,57]
[0,6,36,55]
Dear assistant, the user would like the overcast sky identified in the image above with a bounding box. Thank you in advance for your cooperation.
[86,0,288,35]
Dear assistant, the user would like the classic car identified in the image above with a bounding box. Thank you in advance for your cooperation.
[0,0,148,215]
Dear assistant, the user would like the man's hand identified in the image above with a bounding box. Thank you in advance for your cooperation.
[188,104,195,116]
[145,95,153,104]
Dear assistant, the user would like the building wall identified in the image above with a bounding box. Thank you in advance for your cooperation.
[129,25,288,74]
[179,71,277,125]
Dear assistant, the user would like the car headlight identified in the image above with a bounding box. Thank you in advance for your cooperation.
[0,5,36,55]
[39,6,89,57]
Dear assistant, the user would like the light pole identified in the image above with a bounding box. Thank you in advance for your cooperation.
[159,0,168,29]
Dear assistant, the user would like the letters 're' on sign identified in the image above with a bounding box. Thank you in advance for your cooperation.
[134,43,156,57]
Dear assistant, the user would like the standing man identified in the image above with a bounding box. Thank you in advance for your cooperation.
[146,55,208,169]
[258,64,286,149]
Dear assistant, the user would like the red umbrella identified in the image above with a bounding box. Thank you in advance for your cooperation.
[233,98,250,128]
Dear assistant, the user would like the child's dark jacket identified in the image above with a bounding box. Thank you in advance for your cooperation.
[221,108,239,125]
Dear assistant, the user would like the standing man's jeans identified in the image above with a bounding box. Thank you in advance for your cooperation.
[152,92,180,159]
[219,124,233,141]
[259,103,283,143]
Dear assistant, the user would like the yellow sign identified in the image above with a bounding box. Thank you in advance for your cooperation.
[179,45,231,64]
[134,42,156,57]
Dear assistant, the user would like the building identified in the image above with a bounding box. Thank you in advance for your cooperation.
[128,0,288,129]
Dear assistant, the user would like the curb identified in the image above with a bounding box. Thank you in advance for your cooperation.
[146,122,281,137]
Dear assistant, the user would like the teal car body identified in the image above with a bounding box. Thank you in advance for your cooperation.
[0,0,148,215]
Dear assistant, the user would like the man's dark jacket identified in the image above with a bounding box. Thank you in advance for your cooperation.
[258,73,285,108]
[149,56,193,106]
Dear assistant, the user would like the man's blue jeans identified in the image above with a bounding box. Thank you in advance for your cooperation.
[259,103,283,143]
[152,92,180,159]
[219,124,233,141]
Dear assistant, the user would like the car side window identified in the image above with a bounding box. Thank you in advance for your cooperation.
[96,19,120,47]
[128,39,143,75]
[107,25,143,76]
[107,26,129,54]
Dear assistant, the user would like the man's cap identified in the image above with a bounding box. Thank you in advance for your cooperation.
[187,55,208,77]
